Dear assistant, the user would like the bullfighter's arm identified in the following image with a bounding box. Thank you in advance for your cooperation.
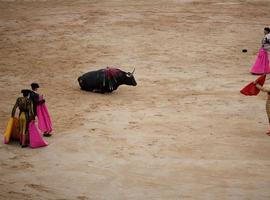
[11,98,19,117]
[28,101,35,120]
[256,83,270,93]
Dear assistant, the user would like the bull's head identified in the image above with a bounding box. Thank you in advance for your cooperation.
[125,68,137,86]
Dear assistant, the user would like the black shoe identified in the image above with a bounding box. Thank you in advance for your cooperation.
[43,133,52,137]
[21,144,28,148]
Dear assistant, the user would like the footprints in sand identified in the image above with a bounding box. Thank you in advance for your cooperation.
[9,155,19,160]
[5,183,52,199]
[2,158,33,170]
[25,183,53,193]
[10,161,33,170]
[128,121,139,129]
[6,191,32,199]
[123,121,140,130]
[147,139,159,146]
[154,113,163,117]
[83,128,97,138]
[112,149,125,158]
[77,196,90,200]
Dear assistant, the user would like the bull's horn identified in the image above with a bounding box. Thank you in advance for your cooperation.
[131,68,135,74]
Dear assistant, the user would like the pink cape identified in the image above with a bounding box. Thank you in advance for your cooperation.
[250,48,270,74]
[37,101,53,134]
[29,120,48,148]
[240,74,266,96]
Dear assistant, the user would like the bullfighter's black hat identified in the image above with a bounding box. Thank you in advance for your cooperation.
[31,83,39,90]
[21,89,31,96]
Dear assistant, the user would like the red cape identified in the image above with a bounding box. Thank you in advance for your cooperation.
[240,74,266,96]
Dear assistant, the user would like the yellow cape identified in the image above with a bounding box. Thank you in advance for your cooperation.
[3,117,19,144]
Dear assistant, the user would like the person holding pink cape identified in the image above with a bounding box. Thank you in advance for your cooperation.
[29,83,53,137]
[251,27,270,74]
[7,89,48,148]
[28,120,48,148]
[37,94,52,136]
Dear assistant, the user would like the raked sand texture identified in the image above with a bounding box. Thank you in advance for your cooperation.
[1,0,270,199]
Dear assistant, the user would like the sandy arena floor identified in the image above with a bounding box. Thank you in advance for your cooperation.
[1,0,270,199]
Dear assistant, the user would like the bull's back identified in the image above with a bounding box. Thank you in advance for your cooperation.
[78,70,103,91]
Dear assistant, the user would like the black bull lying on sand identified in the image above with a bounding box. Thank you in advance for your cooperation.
[78,67,137,93]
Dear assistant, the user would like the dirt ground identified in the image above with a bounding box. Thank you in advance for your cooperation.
[1,0,270,199]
